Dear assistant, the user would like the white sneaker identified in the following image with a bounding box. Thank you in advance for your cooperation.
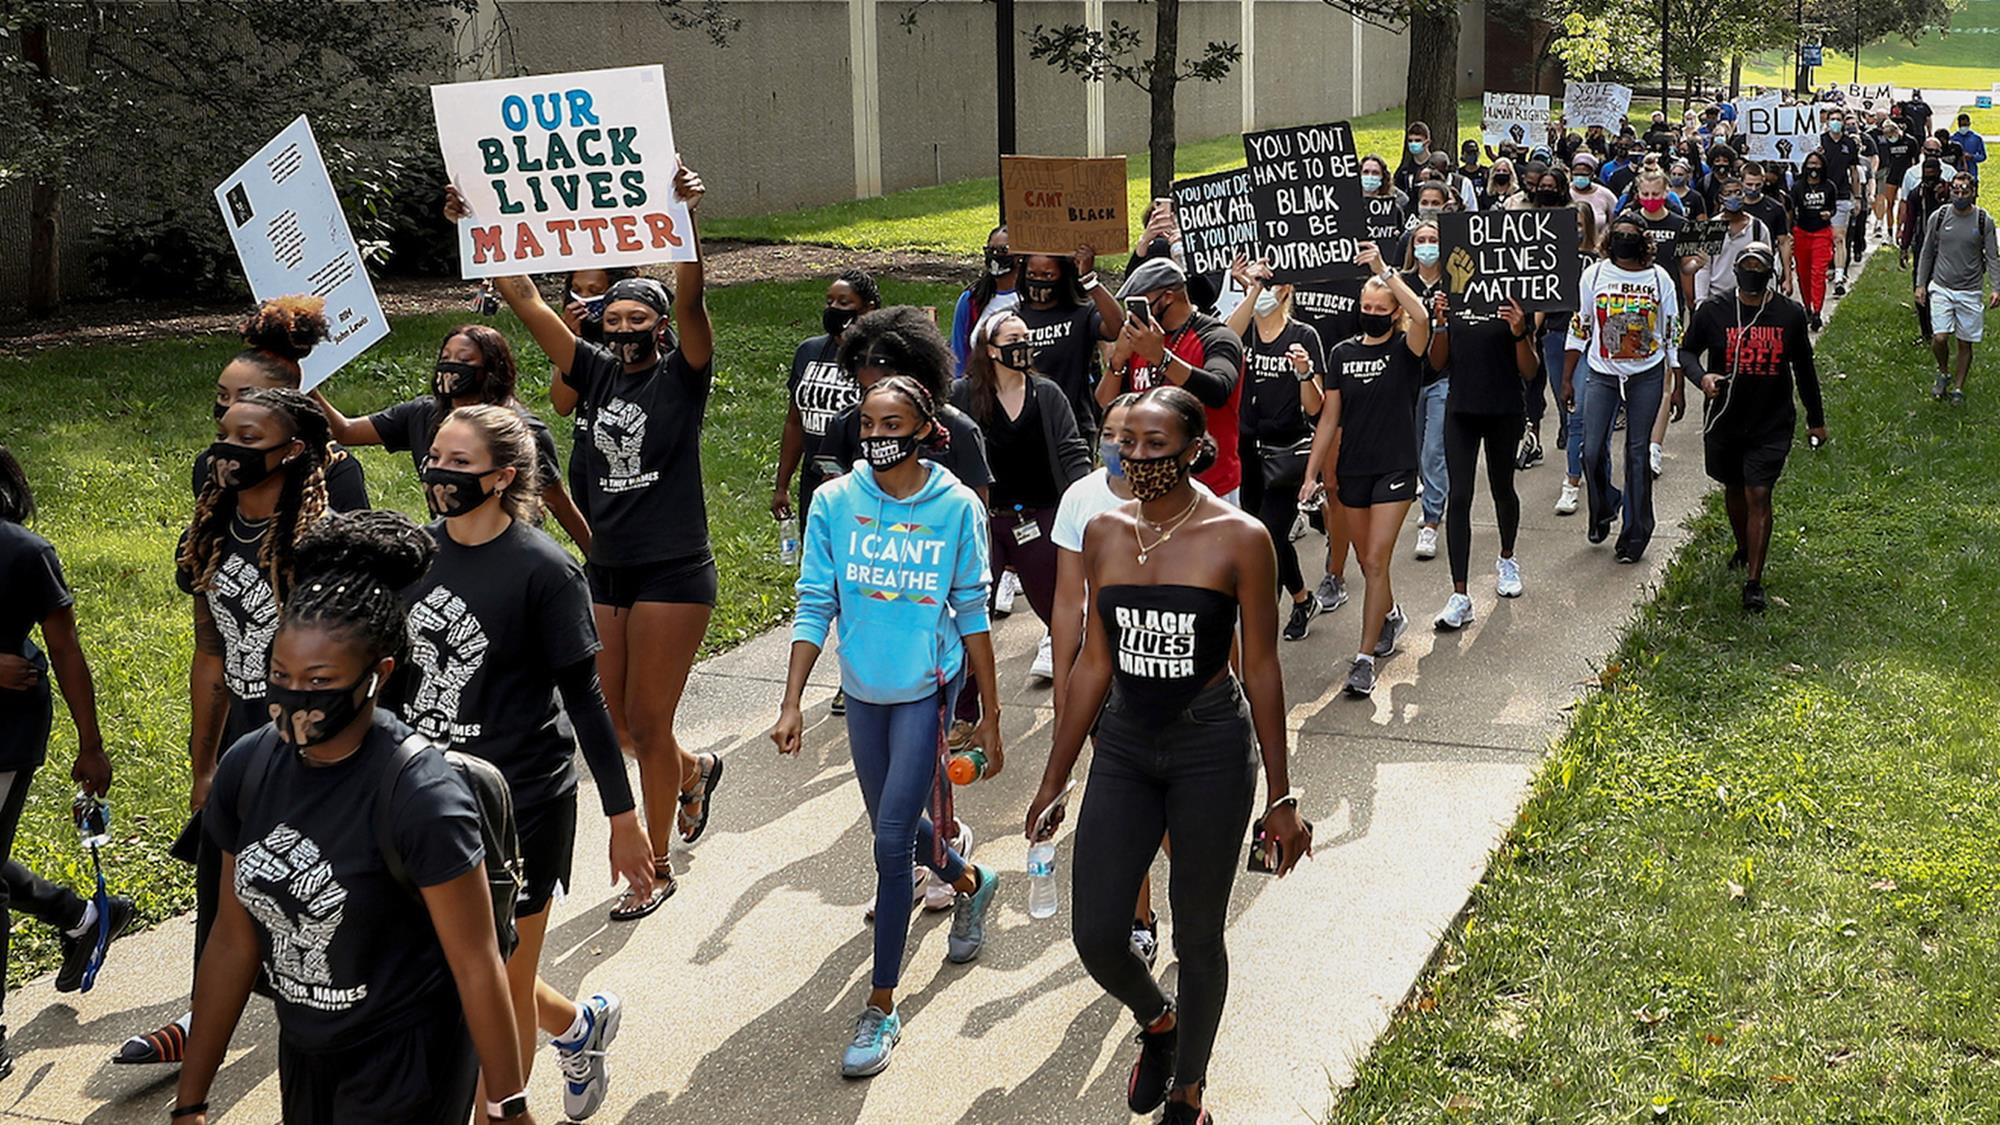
[1648,442,1663,479]
[865,866,932,921]
[1028,633,1054,683]
[1414,526,1439,559]
[1555,482,1580,515]
[1433,592,1475,631]
[554,992,622,1120]
[993,570,1021,616]
[923,824,973,912]
[1496,556,1523,598]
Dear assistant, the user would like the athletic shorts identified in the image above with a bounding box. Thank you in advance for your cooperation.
[1336,469,1417,509]
[1930,287,1985,342]
[1832,198,1855,228]
[278,1010,477,1125]
[1704,431,1792,488]
[587,551,719,608]
[514,790,579,919]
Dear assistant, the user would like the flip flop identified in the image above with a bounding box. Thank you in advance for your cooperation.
[113,1020,187,1065]
[609,861,676,923]
[676,752,725,844]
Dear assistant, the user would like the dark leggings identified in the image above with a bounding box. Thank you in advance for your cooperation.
[0,759,89,1021]
[1444,412,1525,587]
[956,506,1058,724]
[1072,677,1257,1090]
[1239,450,1308,596]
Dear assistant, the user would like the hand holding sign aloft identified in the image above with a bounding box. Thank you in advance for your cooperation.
[1498,297,1528,338]
[1072,243,1097,275]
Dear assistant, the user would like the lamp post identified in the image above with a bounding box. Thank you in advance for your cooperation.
[997,0,1017,221]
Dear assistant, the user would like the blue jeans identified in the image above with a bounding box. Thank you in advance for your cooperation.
[1565,362,1589,480]
[845,675,970,989]
[1580,364,1663,558]
[1416,377,1450,525]
[1538,329,1567,435]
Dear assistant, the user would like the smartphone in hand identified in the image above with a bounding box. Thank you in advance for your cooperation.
[1123,296,1153,327]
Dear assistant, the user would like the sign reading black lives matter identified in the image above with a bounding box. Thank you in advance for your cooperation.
[1435,208,1580,325]
[1242,121,1366,282]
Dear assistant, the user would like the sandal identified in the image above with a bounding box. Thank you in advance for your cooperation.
[676,752,725,844]
[113,1019,188,1065]
[609,859,677,922]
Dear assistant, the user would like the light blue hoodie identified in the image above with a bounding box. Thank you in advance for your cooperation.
[793,460,992,705]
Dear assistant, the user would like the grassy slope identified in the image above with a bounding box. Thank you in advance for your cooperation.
[1742,0,2000,90]
[0,277,959,984]
[1326,261,2000,1122]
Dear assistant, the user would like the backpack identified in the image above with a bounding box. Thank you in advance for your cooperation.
[376,732,524,961]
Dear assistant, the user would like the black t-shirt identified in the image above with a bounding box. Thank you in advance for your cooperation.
[1016,302,1106,434]
[193,446,370,514]
[564,342,714,566]
[205,710,483,1052]
[1676,183,1710,220]
[1743,194,1792,241]
[1401,270,1449,386]
[178,521,282,706]
[0,522,70,768]
[1880,135,1920,182]
[1681,293,1822,438]
[1446,319,1529,417]
[1291,283,1362,350]
[787,334,859,506]
[980,390,1064,510]
[1240,319,1325,443]
[1606,164,1638,199]
[1792,180,1838,231]
[1902,99,1933,138]
[398,521,600,813]
[1329,336,1424,476]
[367,398,561,493]
[1816,135,1859,198]
[1637,210,1691,285]
[825,401,994,492]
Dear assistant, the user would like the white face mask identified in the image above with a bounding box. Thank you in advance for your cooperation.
[1254,289,1280,317]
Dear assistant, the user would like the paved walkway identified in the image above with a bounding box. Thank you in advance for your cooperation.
[0,257,1875,1124]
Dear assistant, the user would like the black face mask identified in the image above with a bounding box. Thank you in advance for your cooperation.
[207,440,285,492]
[993,340,1036,371]
[268,670,378,750]
[604,327,658,366]
[213,399,229,420]
[1533,189,1566,206]
[822,306,858,340]
[1609,231,1649,262]
[1357,311,1396,338]
[861,432,921,471]
[1023,280,1058,305]
[433,360,484,397]
[1734,267,1772,296]
[422,465,498,518]
[984,248,1014,277]
[1804,166,1823,180]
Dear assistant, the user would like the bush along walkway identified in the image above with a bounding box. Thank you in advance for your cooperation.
[1327,249,2000,1121]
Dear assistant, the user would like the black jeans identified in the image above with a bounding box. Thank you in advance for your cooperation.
[1239,444,1308,596]
[1444,412,1525,586]
[0,763,88,1023]
[1072,677,1257,1090]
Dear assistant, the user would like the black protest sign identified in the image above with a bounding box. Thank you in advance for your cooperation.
[1436,208,1580,324]
[1672,217,1732,259]
[1172,167,1257,288]
[1242,121,1367,283]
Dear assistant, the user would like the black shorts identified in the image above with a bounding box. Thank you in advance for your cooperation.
[514,791,579,918]
[1336,469,1418,509]
[1704,432,1791,488]
[587,551,719,608]
[278,1009,477,1125]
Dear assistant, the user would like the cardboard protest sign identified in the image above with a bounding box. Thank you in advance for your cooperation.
[1002,156,1130,255]
[1242,121,1366,282]
[1435,208,1581,325]
[213,115,389,391]
[1172,167,1256,299]
[1672,217,1733,259]
[1483,93,1551,150]
[1740,94,1819,165]
[432,64,696,279]
[1563,82,1633,131]
[1832,83,1896,113]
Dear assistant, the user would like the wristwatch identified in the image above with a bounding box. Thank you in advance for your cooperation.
[487,1093,530,1121]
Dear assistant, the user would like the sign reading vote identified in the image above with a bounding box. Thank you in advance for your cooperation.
[1242,121,1366,282]
[1002,156,1130,255]
[1563,82,1633,131]
[1435,208,1580,324]
[1483,93,1550,150]
[432,64,696,279]
[1740,93,1819,165]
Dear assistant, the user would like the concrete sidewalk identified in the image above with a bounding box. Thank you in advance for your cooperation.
[1,261,1875,1123]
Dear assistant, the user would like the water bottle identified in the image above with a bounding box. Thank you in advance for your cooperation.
[946,748,989,785]
[1026,841,1059,919]
[777,515,800,567]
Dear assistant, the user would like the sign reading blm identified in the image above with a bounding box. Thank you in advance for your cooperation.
[1435,208,1581,325]
[1242,121,1366,282]
[1002,156,1131,255]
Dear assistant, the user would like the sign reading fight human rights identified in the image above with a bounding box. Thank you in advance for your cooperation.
[214,115,390,391]
[432,64,696,279]
[1483,93,1550,150]
[1741,93,1818,165]
[1563,82,1633,131]
[1001,156,1130,256]
[1435,208,1580,325]
[1242,121,1366,282]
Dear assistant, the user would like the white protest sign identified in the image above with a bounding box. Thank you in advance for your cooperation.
[432,64,697,279]
[1563,82,1633,131]
[1483,93,1550,150]
[1740,94,1819,165]
[1830,83,1898,113]
[213,116,389,391]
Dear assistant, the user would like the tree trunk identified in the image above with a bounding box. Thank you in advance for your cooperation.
[1729,52,1741,99]
[1404,0,1460,155]
[1148,0,1181,202]
[23,23,61,315]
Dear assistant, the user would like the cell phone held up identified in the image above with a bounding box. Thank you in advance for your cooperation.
[1123,296,1153,328]
[1247,812,1311,875]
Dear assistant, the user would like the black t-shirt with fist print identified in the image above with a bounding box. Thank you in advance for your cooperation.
[563,341,714,566]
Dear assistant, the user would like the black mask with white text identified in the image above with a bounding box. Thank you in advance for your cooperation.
[422,465,497,518]
[862,433,921,471]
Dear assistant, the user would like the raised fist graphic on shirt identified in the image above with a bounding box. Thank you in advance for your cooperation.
[236,823,350,998]
[592,397,648,480]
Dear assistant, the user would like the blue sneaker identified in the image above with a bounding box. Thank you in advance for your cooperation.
[946,865,998,963]
[840,1005,902,1078]
[554,992,622,1120]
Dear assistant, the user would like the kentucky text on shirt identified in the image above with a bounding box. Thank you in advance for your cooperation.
[1114,605,1198,679]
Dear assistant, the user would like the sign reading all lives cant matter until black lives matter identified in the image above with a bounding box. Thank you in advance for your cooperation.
[214,115,390,391]
[1242,121,1366,283]
[1435,208,1581,325]
[431,64,697,279]
[1001,156,1131,256]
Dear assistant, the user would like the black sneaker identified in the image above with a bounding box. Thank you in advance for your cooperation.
[1282,597,1321,642]
[1161,1102,1214,1124]
[1555,424,1568,451]
[1371,606,1407,659]
[1343,657,1378,698]
[1516,430,1543,470]
[1743,581,1767,613]
[57,894,135,992]
[1127,1007,1177,1114]
[1129,914,1160,969]
[1809,310,1823,332]
[0,1029,12,1081]
[830,687,846,716]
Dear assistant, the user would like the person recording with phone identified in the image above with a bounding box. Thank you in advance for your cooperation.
[1099,258,1245,505]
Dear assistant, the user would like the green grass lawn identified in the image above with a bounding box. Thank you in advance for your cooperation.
[1742,0,2000,90]
[1326,260,2000,1121]
[0,276,959,985]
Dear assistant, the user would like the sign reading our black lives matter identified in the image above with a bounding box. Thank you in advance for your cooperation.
[1242,121,1366,283]
[1435,208,1580,325]
[432,64,697,279]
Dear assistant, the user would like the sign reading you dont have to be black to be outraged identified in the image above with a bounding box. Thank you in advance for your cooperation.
[1241,121,1367,283]
[1435,208,1580,325]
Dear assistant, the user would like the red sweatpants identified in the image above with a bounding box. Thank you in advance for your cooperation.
[1792,226,1833,313]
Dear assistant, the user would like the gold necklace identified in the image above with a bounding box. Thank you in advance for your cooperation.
[1133,493,1202,565]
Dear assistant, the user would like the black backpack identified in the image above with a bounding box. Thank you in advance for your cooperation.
[376,732,524,961]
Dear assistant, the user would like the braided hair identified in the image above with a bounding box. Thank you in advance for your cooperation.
[862,375,950,454]
[283,510,436,666]
[180,387,331,601]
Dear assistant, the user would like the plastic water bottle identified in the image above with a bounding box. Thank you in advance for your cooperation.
[946,748,989,785]
[1026,841,1059,919]
[777,515,800,567]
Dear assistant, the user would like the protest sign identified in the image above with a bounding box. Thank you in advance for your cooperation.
[1172,166,1256,292]
[213,115,389,391]
[1242,121,1366,282]
[1483,93,1551,150]
[1002,156,1130,255]
[1672,217,1732,259]
[1563,82,1633,131]
[1435,208,1580,325]
[1833,83,1895,113]
[432,64,696,279]
[1740,94,1819,165]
